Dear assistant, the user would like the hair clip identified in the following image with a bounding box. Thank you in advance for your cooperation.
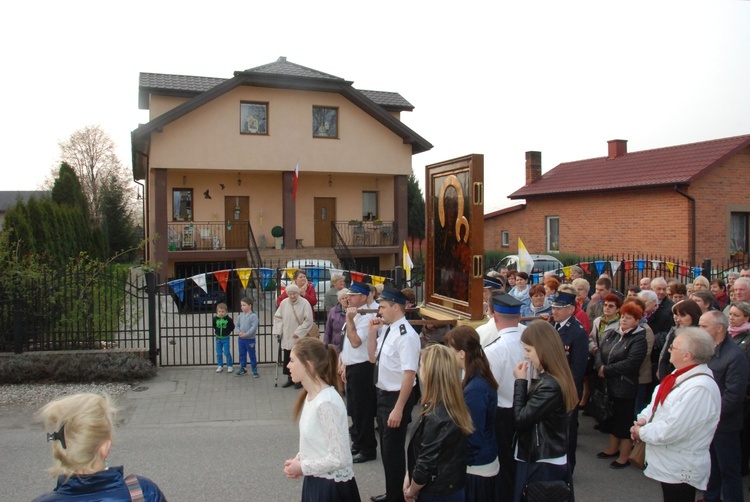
[46,424,66,449]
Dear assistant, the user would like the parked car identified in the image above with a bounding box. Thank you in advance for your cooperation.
[189,282,227,311]
[280,259,337,311]
[493,254,564,277]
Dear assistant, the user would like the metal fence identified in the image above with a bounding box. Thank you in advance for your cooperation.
[2,261,425,368]
[0,266,152,355]
[543,253,750,294]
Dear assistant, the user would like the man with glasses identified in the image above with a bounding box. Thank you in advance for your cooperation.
[699,311,748,502]
[551,290,589,473]
[725,278,750,317]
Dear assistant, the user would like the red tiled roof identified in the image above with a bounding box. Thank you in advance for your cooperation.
[484,204,525,219]
[509,134,750,199]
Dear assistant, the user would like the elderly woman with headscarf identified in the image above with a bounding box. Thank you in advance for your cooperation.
[631,328,721,502]
[274,283,314,389]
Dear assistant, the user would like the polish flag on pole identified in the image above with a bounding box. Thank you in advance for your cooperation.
[292,162,299,201]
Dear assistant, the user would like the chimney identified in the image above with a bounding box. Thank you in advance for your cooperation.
[607,139,627,159]
[525,151,542,185]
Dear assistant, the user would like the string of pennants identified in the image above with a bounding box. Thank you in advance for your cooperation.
[531,260,703,284]
[163,267,388,302]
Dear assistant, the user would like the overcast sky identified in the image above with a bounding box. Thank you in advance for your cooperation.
[2,1,749,213]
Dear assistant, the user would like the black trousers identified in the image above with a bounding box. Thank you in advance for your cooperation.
[568,407,579,473]
[376,387,416,502]
[660,482,695,502]
[494,407,515,502]
[346,362,377,456]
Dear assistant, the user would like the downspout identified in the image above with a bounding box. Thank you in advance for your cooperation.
[674,185,696,264]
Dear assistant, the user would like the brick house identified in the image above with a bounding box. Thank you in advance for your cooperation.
[485,134,750,264]
[131,57,431,281]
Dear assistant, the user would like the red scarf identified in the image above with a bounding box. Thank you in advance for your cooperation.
[654,364,699,407]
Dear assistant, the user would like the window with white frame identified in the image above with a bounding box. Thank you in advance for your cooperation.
[362,191,377,220]
[546,216,559,253]
[501,230,509,247]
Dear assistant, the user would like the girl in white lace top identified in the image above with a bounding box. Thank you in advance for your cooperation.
[283,338,361,501]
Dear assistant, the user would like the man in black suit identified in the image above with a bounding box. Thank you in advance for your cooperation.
[551,290,589,473]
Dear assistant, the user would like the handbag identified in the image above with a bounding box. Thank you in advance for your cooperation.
[291,304,320,339]
[523,480,571,502]
[628,440,646,469]
[591,387,613,423]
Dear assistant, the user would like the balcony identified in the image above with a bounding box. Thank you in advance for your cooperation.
[167,221,248,251]
[334,220,397,248]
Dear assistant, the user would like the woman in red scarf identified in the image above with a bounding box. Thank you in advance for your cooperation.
[630,328,721,502]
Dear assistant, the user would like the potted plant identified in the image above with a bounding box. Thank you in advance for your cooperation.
[373,218,383,226]
[348,219,359,226]
[271,226,284,249]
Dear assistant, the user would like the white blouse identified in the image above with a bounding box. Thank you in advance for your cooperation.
[299,386,355,482]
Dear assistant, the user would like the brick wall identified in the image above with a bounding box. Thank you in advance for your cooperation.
[484,147,750,263]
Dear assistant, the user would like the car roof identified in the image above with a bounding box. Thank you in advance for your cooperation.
[285,259,335,268]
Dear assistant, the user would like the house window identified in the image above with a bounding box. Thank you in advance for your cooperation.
[173,189,192,221]
[362,192,377,220]
[731,212,749,257]
[501,230,509,247]
[240,102,268,135]
[546,216,560,253]
[313,106,338,138]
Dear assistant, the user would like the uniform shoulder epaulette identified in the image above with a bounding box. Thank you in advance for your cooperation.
[400,324,408,335]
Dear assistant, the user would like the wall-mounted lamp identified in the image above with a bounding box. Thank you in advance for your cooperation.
[237,172,242,186]
[328,175,333,187]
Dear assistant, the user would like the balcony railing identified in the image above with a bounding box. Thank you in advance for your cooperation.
[167,221,248,251]
[333,220,397,247]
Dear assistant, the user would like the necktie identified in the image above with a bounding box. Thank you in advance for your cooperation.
[374,326,391,385]
[555,323,561,331]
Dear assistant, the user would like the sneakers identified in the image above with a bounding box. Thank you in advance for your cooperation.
[216,366,223,373]
[227,367,234,373]
[236,368,248,377]
[252,369,259,378]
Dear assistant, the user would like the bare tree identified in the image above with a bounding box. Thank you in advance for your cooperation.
[59,125,124,224]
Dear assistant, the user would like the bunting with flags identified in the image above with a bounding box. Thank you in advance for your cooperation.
[190,273,207,293]
[235,268,252,289]
[214,270,231,291]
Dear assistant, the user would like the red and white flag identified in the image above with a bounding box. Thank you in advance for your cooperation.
[292,162,299,201]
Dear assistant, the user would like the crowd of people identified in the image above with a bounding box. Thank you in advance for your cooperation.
[32,266,750,502]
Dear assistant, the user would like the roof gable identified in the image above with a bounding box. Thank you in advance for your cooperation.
[510,134,750,199]
[132,57,431,178]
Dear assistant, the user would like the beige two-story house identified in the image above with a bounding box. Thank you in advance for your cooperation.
[132,57,431,281]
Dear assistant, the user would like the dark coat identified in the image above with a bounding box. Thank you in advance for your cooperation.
[648,297,675,339]
[557,317,589,398]
[595,326,648,399]
[708,336,749,433]
[408,403,467,496]
[513,374,569,462]
[32,466,166,502]
[464,375,498,466]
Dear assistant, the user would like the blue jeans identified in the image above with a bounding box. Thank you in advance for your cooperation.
[705,431,743,502]
[238,338,257,369]
[215,337,232,367]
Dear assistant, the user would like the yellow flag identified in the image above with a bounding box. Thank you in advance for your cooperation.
[403,241,414,281]
[518,238,534,274]
[236,268,253,289]
[562,266,572,280]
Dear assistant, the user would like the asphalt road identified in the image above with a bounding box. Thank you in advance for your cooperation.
[2,366,746,501]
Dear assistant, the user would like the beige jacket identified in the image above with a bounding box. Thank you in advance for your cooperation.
[273,297,314,350]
